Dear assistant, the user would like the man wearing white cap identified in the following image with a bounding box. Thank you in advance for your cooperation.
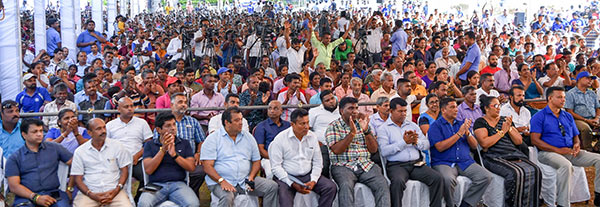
[15,74,52,113]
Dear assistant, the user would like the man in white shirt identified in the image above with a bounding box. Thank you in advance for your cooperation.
[245,32,262,68]
[366,13,387,64]
[106,97,153,201]
[269,109,337,206]
[308,90,340,178]
[71,118,132,207]
[207,93,249,135]
[475,73,501,105]
[499,86,532,139]
[193,20,213,67]
[538,61,572,92]
[166,31,184,61]
[284,22,309,74]
[42,83,77,129]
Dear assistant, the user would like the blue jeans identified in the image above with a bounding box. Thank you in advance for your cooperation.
[13,190,71,207]
[137,181,199,207]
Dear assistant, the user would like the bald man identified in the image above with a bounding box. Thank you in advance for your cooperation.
[71,118,133,207]
[254,101,292,179]
[106,97,153,202]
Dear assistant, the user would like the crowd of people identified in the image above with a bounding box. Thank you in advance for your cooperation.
[6,1,600,207]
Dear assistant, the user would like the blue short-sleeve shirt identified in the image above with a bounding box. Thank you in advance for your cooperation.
[5,141,72,192]
[427,117,475,170]
[15,87,52,113]
[459,43,481,81]
[143,136,193,183]
[530,106,579,148]
[200,127,260,186]
[76,30,103,54]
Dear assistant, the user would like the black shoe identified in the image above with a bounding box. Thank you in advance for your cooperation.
[595,191,600,206]
[459,201,471,207]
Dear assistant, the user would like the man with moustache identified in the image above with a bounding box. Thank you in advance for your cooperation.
[1,100,25,158]
[309,90,341,178]
[254,101,291,179]
[71,118,132,207]
[500,86,532,146]
[16,73,52,113]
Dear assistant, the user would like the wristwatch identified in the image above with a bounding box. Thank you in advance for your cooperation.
[117,183,123,190]
[67,186,74,192]
[171,152,179,160]
[218,177,225,184]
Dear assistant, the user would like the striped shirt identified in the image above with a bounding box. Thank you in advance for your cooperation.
[325,118,374,172]
[153,115,205,153]
[585,28,600,49]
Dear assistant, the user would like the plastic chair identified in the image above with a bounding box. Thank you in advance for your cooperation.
[528,147,590,207]
[141,162,190,207]
[379,148,430,207]
[209,192,259,207]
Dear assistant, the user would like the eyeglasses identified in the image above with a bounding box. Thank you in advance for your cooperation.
[559,123,566,137]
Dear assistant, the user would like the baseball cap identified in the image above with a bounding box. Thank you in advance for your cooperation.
[554,54,563,61]
[576,71,597,81]
[217,67,232,75]
[23,73,37,81]
[165,76,182,88]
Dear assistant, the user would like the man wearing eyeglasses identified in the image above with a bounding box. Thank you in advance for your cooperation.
[531,86,600,207]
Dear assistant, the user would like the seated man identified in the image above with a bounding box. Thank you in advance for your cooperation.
[207,93,249,135]
[138,112,199,207]
[71,118,132,207]
[565,71,600,152]
[201,107,279,206]
[326,97,390,207]
[254,101,291,178]
[532,86,600,207]
[428,97,492,207]
[269,109,337,207]
[6,118,72,207]
[376,98,445,207]
[309,90,341,178]
[368,96,390,136]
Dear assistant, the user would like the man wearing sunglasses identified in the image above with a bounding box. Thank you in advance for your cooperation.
[0,100,25,158]
[531,86,600,207]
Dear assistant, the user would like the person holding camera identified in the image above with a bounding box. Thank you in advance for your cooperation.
[269,109,337,207]
[137,112,200,207]
[194,19,215,68]
[365,11,388,65]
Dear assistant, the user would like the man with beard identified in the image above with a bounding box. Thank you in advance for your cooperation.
[474,73,501,105]
[500,86,533,154]
[391,79,416,124]
[309,90,341,178]
[0,100,25,158]
[480,54,501,75]
[77,75,109,125]
[254,101,291,179]
[16,74,52,113]
[42,83,78,129]
[167,92,207,198]
[71,118,132,206]
[183,68,202,93]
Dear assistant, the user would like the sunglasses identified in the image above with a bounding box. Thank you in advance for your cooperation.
[1,102,18,110]
[559,123,566,137]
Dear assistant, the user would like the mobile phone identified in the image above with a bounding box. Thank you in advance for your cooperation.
[50,191,62,201]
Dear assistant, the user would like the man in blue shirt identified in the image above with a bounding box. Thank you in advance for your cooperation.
[532,86,600,207]
[531,14,547,34]
[1,100,25,158]
[16,74,52,113]
[46,18,61,57]
[6,118,72,207]
[76,20,107,54]
[253,101,291,178]
[390,20,408,56]
[428,97,492,207]
[565,71,600,152]
[376,98,445,207]
[138,112,199,207]
[201,107,279,207]
[455,31,480,85]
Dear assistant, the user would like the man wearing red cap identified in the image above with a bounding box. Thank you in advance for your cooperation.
[156,77,183,109]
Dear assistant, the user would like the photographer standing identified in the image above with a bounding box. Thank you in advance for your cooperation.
[365,11,388,65]
[245,28,263,69]
[193,19,214,68]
